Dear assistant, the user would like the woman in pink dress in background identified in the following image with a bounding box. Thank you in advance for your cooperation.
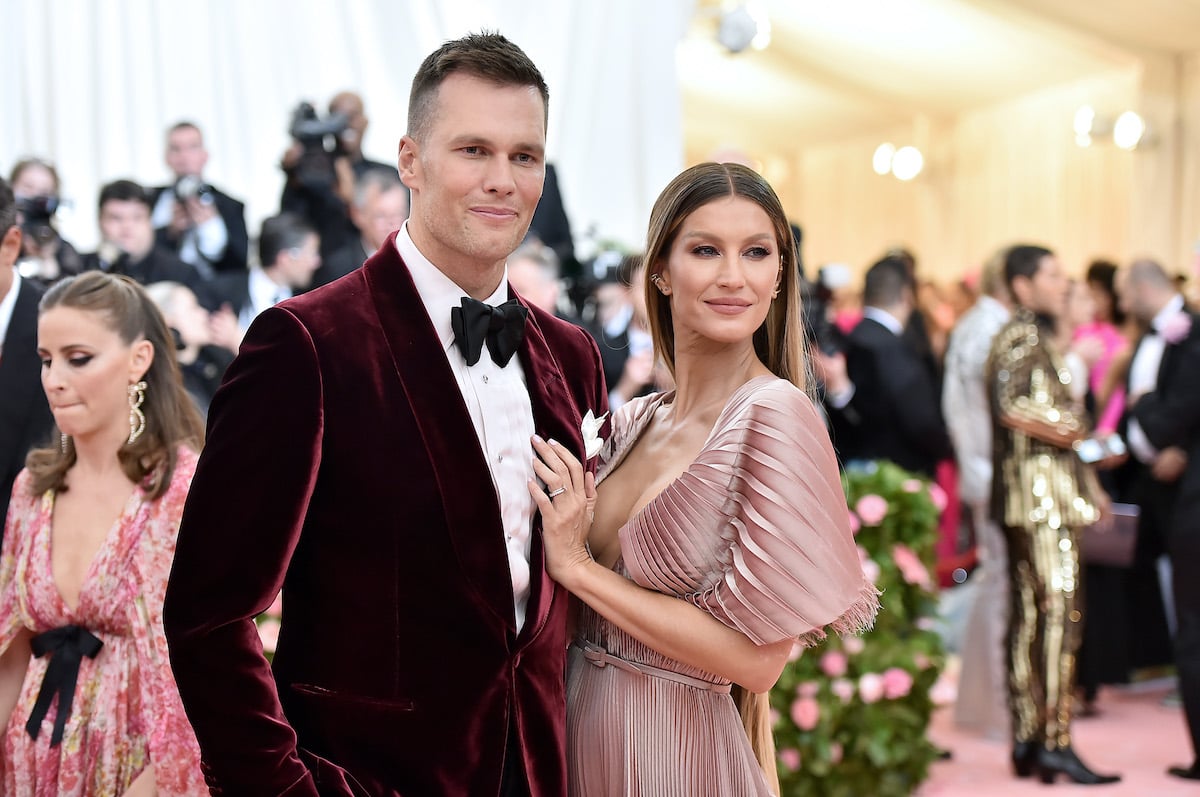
[0,272,206,795]
[530,162,879,795]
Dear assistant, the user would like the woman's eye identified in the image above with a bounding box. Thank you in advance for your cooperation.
[745,246,771,259]
[692,245,719,257]
[68,355,93,367]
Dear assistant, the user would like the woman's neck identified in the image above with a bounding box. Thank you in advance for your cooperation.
[668,339,771,423]
[69,427,134,483]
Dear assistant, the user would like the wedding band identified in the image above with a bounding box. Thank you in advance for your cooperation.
[547,487,567,498]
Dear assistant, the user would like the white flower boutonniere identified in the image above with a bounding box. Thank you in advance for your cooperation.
[1161,311,1193,345]
[582,410,608,460]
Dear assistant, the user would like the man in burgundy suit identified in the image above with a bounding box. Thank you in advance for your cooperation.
[164,33,607,796]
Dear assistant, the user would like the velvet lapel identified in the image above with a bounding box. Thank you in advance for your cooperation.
[514,296,587,645]
[363,241,516,633]
[0,282,44,454]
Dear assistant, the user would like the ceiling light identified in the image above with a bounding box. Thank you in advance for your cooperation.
[891,146,924,181]
[717,2,770,53]
[1073,106,1096,136]
[873,143,895,175]
[1113,111,1146,150]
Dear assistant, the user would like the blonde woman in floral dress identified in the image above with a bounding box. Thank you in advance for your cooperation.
[0,272,206,796]
[531,163,879,795]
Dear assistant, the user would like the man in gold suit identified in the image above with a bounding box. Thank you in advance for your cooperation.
[986,245,1120,786]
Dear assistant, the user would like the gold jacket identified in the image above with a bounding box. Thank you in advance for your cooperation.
[986,307,1101,529]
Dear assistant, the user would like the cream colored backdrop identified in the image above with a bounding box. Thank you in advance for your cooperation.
[739,61,1199,283]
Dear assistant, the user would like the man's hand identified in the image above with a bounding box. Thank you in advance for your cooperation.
[184,196,220,225]
[1152,446,1188,483]
[209,305,244,354]
[812,348,850,395]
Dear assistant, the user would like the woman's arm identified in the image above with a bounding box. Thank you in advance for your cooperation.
[529,437,793,693]
[0,628,32,733]
[120,765,156,797]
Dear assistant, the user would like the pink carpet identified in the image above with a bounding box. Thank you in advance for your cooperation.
[920,679,1198,795]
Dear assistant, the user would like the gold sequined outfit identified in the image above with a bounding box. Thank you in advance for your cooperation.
[986,307,1101,751]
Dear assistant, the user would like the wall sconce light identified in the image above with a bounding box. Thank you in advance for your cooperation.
[873,143,924,180]
[1074,106,1149,150]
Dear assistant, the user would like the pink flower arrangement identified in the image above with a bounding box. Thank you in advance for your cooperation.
[791,697,821,731]
[892,543,932,590]
[830,742,844,765]
[855,494,889,525]
[882,667,914,699]
[778,748,802,772]
[857,545,881,583]
[846,510,862,536]
[257,617,281,654]
[1162,311,1193,345]
[928,482,949,513]
[902,479,923,493]
[819,650,848,678]
[831,678,855,704]
[843,636,865,655]
[796,681,820,699]
[858,672,885,704]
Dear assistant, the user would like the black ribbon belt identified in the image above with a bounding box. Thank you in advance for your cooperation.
[26,624,104,746]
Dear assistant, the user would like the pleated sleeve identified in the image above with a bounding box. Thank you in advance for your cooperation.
[684,382,878,646]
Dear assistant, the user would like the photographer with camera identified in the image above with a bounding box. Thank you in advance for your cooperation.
[150,121,249,279]
[280,91,398,258]
[8,157,84,287]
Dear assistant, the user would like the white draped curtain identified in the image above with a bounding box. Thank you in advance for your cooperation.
[1,0,691,255]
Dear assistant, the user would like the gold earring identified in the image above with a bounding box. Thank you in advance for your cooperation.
[60,433,70,454]
[127,381,147,445]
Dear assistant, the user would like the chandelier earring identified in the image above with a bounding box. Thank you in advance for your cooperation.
[651,273,671,295]
[127,380,148,445]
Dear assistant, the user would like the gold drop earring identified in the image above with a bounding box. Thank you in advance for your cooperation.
[127,381,147,445]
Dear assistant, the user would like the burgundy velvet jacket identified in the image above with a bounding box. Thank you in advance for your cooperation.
[163,234,607,796]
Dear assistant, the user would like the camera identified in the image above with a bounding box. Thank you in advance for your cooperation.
[287,101,350,187]
[174,175,215,206]
[15,195,60,247]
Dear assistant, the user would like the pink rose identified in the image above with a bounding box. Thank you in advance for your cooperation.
[902,479,923,493]
[843,636,865,655]
[882,667,914,699]
[847,510,862,536]
[928,482,949,513]
[857,545,882,583]
[830,742,844,764]
[855,494,889,525]
[914,652,931,670]
[1162,311,1193,345]
[831,678,855,704]
[778,747,802,772]
[790,697,820,731]
[769,708,781,726]
[820,650,848,678]
[893,543,932,590]
[796,681,820,699]
[859,672,885,703]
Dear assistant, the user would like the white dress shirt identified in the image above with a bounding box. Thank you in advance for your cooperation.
[396,223,538,631]
[942,295,1010,506]
[240,267,292,332]
[152,188,228,278]
[0,271,21,360]
[1127,293,1186,464]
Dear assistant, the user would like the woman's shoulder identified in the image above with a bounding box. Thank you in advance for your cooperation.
[720,375,814,429]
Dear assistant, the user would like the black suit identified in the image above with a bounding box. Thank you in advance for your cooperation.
[208,271,253,319]
[1129,310,1200,765]
[828,314,952,476]
[282,157,397,258]
[151,185,250,275]
[310,239,368,290]
[81,247,213,308]
[0,278,53,528]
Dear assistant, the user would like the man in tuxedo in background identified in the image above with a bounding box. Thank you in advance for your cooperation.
[823,255,952,476]
[165,32,607,797]
[81,180,209,300]
[1120,259,1200,781]
[309,169,408,290]
[207,213,320,354]
[0,177,53,529]
[151,121,250,278]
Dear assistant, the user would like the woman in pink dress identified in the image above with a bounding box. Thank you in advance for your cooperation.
[0,272,206,795]
[530,163,879,795]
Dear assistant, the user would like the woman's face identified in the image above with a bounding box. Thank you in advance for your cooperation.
[656,195,780,350]
[1087,280,1113,323]
[12,164,57,198]
[1066,280,1097,329]
[38,307,152,443]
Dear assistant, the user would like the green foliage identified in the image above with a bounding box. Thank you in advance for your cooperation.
[772,461,947,797]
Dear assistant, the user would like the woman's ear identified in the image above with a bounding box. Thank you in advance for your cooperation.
[129,338,154,383]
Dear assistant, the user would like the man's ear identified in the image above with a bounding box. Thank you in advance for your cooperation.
[398,136,420,191]
[0,226,22,268]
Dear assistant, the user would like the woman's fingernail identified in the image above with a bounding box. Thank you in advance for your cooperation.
[548,439,559,446]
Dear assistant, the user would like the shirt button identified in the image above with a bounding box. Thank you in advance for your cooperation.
[482,375,489,384]
[497,454,504,464]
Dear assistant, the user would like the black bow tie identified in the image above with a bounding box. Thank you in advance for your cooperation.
[451,297,529,367]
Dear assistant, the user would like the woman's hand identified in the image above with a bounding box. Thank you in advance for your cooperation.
[528,436,596,589]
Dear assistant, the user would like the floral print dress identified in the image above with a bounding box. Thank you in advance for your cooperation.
[0,448,206,796]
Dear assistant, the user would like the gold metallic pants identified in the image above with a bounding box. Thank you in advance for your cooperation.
[1003,522,1082,750]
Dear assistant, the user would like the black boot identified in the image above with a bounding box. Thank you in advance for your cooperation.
[1011,741,1038,777]
[1036,745,1121,785]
